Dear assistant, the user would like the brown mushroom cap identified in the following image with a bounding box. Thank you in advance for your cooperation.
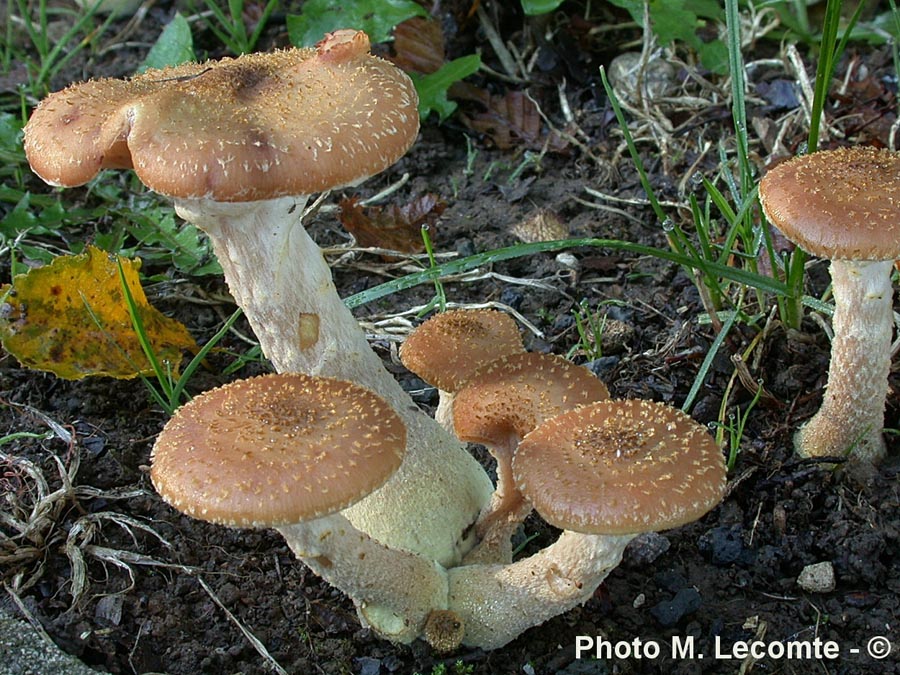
[150,373,406,527]
[513,399,726,535]
[453,352,610,447]
[24,30,419,201]
[759,147,900,260]
[399,309,525,393]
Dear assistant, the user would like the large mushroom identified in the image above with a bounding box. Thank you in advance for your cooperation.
[23,30,492,564]
[447,398,726,649]
[150,373,449,644]
[759,146,900,464]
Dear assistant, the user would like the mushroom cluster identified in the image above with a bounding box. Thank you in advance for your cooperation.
[26,40,727,650]
[149,331,726,650]
[398,309,727,648]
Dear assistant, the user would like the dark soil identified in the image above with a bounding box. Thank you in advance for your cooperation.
[2,2,899,675]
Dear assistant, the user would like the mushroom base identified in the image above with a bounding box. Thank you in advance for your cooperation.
[447,531,634,649]
[277,515,449,645]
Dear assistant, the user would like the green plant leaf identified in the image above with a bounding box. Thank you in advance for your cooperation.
[607,0,727,74]
[0,113,23,161]
[411,54,481,121]
[520,0,566,16]
[286,0,427,47]
[139,12,195,73]
[118,205,221,276]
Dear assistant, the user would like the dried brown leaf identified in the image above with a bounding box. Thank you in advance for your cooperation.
[510,209,569,243]
[339,194,447,259]
[460,90,569,152]
[392,17,445,75]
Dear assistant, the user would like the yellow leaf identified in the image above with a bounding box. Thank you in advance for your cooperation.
[0,246,198,379]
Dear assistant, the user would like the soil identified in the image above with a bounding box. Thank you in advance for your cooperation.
[2,2,899,675]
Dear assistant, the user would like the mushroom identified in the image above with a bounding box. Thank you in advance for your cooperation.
[452,351,610,562]
[399,308,526,428]
[446,398,726,649]
[759,146,900,463]
[150,373,449,644]
[23,29,492,564]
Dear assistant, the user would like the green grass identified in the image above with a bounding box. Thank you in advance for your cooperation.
[188,0,278,55]
[7,0,117,101]
[117,258,245,415]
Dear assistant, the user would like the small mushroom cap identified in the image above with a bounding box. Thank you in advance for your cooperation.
[24,30,419,201]
[759,147,900,261]
[150,373,406,527]
[453,352,610,447]
[399,309,525,393]
[513,399,726,535]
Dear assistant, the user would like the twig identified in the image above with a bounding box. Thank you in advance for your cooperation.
[195,575,288,675]
[475,2,520,80]
[3,582,56,645]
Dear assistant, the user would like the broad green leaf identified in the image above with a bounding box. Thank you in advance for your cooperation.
[521,0,566,16]
[120,207,221,276]
[286,0,427,47]
[0,246,197,379]
[607,0,728,74]
[0,113,23,159]
[139,13,196,73]
[412,54,481,121]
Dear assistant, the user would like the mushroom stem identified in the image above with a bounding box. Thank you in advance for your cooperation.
[447,531,634,649]
[795,258,893,463]
[277,513,449,644]
[175,196,492,565]
[464,435,532,564]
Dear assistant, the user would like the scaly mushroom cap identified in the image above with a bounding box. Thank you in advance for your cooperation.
[513,399,726,535]
[453,352,610,447]
[150,373,406,527]
[24,30,419,201]
[759,147,900,260]
[399,309,525,394]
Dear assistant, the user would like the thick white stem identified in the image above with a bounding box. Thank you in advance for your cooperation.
[796,259,893,463]
[175,197,492,565]
[277,514,449,644]
[447,532,633,649]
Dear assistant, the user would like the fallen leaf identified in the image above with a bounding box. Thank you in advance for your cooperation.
[457,88,569,152]
[510,208,569,243]
[339,194,446,259]
[392,16,445,74]
[0,246,197,379]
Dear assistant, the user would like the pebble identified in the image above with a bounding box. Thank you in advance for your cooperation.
[650,587,702,627]
[624,532,671,566]
[698,524,756,566]
[354,656,382,675]
[797,561,836,593]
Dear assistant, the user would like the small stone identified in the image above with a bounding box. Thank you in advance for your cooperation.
[354,656,382,675]
[624,532,670,566]
[797,561,836,593]
[650,588,702,627]
[556,252,580,271]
